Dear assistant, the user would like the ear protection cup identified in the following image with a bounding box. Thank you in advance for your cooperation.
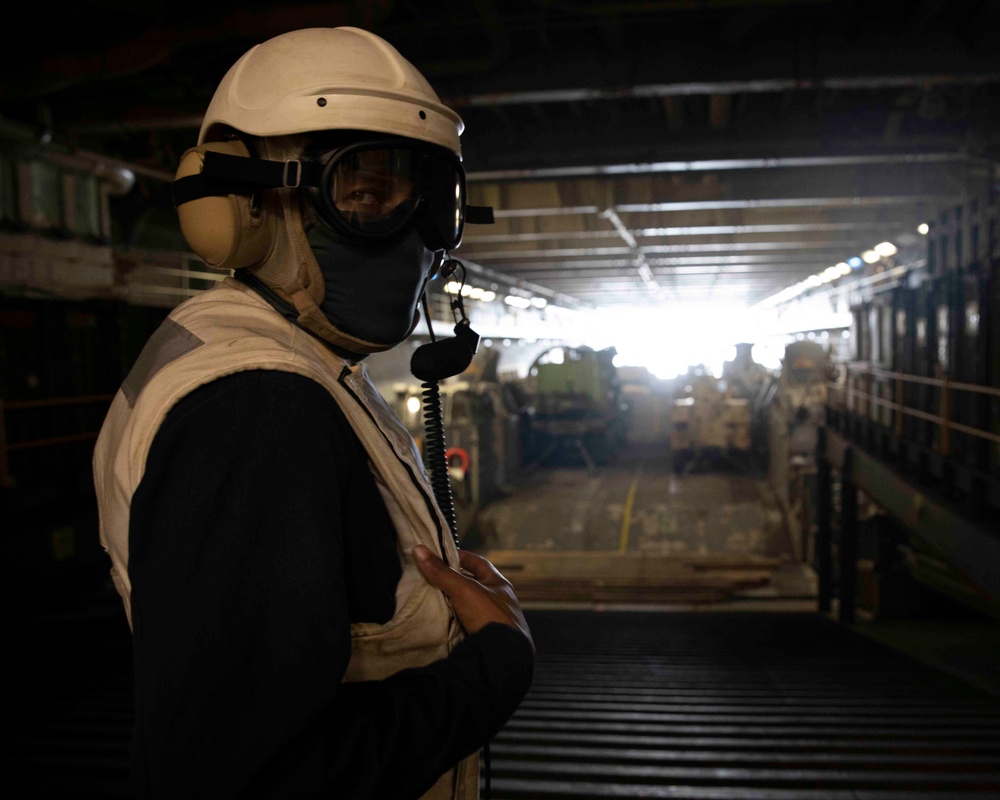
[175,139,275,271]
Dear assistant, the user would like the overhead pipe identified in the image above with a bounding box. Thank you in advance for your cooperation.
[0,114,170,192]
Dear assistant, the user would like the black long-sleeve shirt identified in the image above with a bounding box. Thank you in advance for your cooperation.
[128,369,533,799]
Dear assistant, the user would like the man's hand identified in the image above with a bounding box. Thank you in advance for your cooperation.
[412,544,535,654]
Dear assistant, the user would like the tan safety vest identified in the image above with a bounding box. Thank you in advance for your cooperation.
[92,277,480,800]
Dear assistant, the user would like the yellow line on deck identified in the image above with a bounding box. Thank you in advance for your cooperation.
[619,469,642,553]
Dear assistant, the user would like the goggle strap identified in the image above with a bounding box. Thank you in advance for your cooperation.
[173,151,324,207]
[466,205,495,225]
[172,150,496,233]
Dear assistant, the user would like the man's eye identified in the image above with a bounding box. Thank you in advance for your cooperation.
[343,190,382,207]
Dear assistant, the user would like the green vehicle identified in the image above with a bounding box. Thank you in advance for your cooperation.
[527,345,627,466]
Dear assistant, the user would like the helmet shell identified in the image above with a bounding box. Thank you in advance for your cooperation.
[199,27,464,154]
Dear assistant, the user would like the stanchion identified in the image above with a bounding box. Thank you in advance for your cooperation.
[816,426,832,614]
[839,447,858,624]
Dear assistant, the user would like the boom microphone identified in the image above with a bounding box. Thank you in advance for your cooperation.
[410,320,479,382]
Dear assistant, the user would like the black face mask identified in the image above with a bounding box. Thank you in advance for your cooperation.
[305,222,437,349]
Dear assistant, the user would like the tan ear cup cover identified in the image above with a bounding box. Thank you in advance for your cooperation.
[175,140,275,271]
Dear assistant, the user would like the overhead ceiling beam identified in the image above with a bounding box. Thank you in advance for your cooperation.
[65,63,1000,138]
[600,208,668,299]
[559,280,804,291]
[521,288,802,300]
[64,71,1000,136]
[506,266,821,280]
[500,255,848,269]
[643,240,878,254]
[463,221,909,244]
[491,195,958,217]
[446,74,1000,108]
[467,152,969,181]
[466,240,884,259]
[634,222,909,237]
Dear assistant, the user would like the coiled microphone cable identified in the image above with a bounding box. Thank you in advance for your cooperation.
[418,368,460,546]
[410,262,491,798]
[410,260,479,547]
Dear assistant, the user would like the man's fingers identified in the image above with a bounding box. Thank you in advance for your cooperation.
[413,545,476,597]
[412,543,451,578]
[457,549,506,584]
[413,546,510,609]
[413,545,534,649]
[413,545,502,586]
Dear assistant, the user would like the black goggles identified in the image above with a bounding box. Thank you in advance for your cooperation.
[173,140,494,252]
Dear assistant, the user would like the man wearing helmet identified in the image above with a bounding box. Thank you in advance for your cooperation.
[93,27,534,800]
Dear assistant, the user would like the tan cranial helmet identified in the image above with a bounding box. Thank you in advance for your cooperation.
[198,27,463,152]
[174,27,466,354]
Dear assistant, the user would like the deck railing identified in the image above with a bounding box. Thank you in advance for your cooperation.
[827,362,1000,456]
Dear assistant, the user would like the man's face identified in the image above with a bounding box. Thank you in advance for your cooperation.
[328,148,417,232]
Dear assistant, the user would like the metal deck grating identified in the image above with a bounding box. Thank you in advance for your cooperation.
[484,610,1000,799]
[2,604,999,798]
